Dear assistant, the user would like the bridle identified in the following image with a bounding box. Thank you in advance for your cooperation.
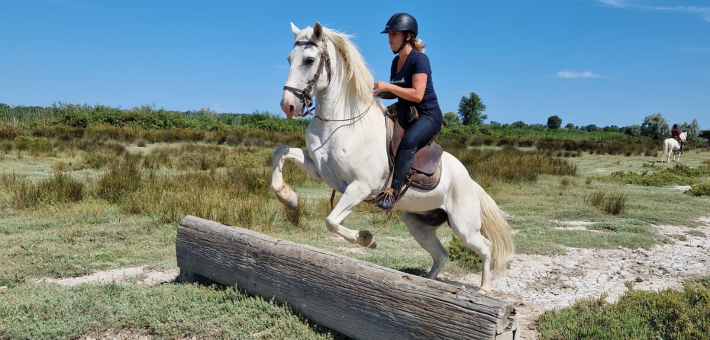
[283,36,332,118]
[282,36,376,123]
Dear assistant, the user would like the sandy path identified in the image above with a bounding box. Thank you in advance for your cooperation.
[440,217,710,339]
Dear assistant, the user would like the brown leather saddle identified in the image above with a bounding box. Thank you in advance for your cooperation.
[385,104,443,191]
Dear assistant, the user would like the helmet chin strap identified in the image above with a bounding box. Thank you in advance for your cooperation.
[392,33,410,54]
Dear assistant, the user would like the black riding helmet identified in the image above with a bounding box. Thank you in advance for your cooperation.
[381,13,418,35]
[381,13,418,54]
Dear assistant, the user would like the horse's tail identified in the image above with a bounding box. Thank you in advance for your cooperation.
[473,181,515,273]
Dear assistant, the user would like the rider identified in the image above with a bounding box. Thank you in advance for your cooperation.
[373,13,443,210]
[671,124,684,152]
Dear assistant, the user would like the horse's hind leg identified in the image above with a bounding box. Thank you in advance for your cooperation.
[402,212,448,279]
[446,199,492,295]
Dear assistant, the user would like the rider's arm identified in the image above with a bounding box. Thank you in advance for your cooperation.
[374,73,427,103]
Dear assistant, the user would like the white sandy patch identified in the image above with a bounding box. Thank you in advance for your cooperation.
[671,185,692,191]
[39,266,179,286]
[336,246,364,254]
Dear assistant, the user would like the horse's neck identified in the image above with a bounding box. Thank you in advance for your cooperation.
[310,74,384,146]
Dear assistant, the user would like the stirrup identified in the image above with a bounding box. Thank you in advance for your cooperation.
[375,188,398,211]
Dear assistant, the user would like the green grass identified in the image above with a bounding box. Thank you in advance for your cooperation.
[0,283,342,340]
[537,284,710,340]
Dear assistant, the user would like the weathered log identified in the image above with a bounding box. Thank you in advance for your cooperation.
[176,215,519,340]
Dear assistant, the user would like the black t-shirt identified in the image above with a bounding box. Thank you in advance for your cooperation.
[389,49,440,112]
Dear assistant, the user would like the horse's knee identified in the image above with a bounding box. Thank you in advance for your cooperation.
[325,216,339,233]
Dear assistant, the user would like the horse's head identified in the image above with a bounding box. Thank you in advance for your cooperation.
[680,132,688,142]
[281,22,332,120]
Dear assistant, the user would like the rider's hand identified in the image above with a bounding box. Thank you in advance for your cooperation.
[373,81,390,94]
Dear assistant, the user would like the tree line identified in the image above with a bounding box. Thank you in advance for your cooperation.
[447,92,707,143]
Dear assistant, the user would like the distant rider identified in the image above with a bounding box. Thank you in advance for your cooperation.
[671,124,684,152]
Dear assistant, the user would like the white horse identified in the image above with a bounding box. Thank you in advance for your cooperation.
[661,132,687,163]
[271,22,514,294]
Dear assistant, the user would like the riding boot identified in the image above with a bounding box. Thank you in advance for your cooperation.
[376,148,417,210]
[680,142,684,152]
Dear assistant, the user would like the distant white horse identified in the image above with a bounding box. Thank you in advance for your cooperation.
[271,22,514,294]
[661,132,687,163]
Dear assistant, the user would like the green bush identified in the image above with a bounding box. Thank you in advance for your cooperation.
[538,284,710,340]
[13,136,50,153]
[605,164,710,187]
[687,182,710,196]
[447,236,482,272]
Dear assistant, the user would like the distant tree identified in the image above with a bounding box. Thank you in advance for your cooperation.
[565,123,575,129]
[678,119,701,141]
[547,115,562,129]
[458,92,487,126]
[489,121,502,128]
[510,121,527,129]
[641,113,669,140]
[603,125,620,133]
[584,124,601,132]
[530,123,546,130]
[621,124,642,136]
[443,111,461,126]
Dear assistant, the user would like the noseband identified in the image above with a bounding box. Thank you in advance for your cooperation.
[283,36,332,117]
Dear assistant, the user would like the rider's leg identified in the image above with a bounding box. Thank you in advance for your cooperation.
[680,141,684,152]
[376,115,440,210]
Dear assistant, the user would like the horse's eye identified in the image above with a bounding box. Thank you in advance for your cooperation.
[304,57,316,66]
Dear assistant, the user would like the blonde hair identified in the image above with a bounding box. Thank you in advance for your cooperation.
[409,34,426,52]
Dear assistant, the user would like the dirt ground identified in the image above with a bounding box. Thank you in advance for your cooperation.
[441,217,710,339]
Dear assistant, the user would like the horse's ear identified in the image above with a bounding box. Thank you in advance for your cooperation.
[313,21,323,41]
[290,22,301,37]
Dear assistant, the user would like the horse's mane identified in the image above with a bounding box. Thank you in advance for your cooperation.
[297,26,376,107]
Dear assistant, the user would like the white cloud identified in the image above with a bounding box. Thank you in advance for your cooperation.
[595,1,710,22]
[555,70,602,78]
[596,0,626,7]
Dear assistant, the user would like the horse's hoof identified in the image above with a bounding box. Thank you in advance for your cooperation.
[356,230,377,249]
[478,288,490,295]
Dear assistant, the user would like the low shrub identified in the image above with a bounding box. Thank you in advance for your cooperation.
[604,164,710,187]
[537,284,710,340]
[447,236,482,272]
[450,146,577,183]
[687,181,710,196]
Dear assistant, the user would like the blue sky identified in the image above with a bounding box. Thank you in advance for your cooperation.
[1,0,708,128]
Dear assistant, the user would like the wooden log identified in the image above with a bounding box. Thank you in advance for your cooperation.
[176,215,519,340]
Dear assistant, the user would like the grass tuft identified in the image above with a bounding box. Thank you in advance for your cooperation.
[585,191,627,215]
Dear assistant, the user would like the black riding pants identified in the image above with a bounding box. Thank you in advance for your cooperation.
[391,107,443,190]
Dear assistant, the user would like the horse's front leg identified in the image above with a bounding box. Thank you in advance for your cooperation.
[325,181,377,249]
[271,145,321,210]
